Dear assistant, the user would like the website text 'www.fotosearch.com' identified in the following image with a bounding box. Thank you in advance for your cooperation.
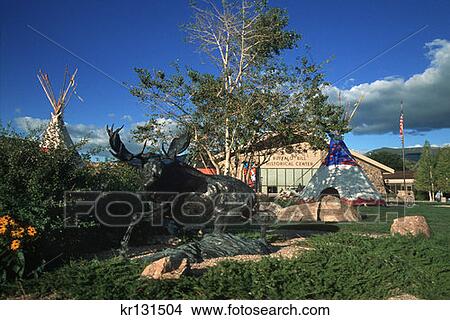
[120,303,330,317]
[192,304,330,317]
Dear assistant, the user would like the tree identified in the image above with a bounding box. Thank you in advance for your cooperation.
[367,151,403,171]
[415,141,436,201]
[434,146,450,194]
[131,0,347,178]
[366,150,414,171]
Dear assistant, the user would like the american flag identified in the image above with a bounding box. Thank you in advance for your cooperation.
[399,102,404,144]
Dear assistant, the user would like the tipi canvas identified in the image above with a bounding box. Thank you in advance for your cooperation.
[38,68,78,151]
[299,135,385,206]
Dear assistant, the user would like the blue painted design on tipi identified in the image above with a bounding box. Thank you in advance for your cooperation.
[324,137,357,166]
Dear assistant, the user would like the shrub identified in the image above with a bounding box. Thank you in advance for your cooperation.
[83,162,142,191]
[0,130,143,276]
[0,134,86,231]
[0,133,142,229]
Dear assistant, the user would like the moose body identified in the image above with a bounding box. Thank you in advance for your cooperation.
[106,125,257,236]
[143,160,257,232]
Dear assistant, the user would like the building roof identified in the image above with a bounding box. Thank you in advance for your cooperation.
[383,170,415,179]
[351,150,395,173]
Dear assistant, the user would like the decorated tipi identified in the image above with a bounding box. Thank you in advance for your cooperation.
[38,68,78,151]
[299,134,385,206]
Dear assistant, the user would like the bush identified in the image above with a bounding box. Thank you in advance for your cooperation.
[0,130,143,277]
[0,135,85,231]
[0,133,142,229]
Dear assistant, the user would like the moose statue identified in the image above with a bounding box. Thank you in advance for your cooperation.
[106,125,263,254]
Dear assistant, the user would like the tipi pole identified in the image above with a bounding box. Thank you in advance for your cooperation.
[400,101,407,209]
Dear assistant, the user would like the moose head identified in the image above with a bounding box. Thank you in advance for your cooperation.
[106,124,191,188]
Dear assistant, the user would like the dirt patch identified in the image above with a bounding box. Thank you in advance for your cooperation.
[190,236,310,271]
[354,232,389,238]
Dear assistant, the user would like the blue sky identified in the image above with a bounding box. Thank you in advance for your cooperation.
[1,0,450,153]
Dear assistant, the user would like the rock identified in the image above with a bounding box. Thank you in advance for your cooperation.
[275,189,300,201]
[277,205,303,222]
[390,215,431,238]
[342,205,361,222]
[277,203,318,222]
[259,202,283,214]
[318,196,361,222]
[141,257,189,280]
[320,195,341,209]
[319,195,343,222]
[257,202,281,223]
[321,206,361,222]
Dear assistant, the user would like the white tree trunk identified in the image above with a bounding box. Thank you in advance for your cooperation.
[224,118,231,176]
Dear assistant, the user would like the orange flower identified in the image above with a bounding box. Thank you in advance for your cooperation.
[0,226,6,235]
[0,215,11,226]
[10,239,21,251]
[27,226,37,237]
[11,227,25,238]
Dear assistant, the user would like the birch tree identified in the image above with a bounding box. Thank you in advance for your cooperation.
[131,0,347,178]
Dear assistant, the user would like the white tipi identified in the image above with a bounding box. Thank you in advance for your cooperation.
[38,68,78,151]
[299,134,385,206]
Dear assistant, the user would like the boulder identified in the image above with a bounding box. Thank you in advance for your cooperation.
[277,203,318,222]
[319,195,343,222]
[141,257,189,280]
[259,201,283,214]
[257,202,281,224]
[342,205,362,222]
[390,215,431,238]
[321,206,361,222]
[319,196,361,222]
[275,189,300,201]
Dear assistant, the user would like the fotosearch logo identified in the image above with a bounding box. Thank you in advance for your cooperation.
[63,191,255,228]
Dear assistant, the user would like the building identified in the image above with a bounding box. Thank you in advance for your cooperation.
[383,170,415,200]
[258,144,324,194]
[258,144,394,195]
[196,143,405,197]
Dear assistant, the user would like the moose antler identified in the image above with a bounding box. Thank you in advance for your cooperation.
[106,124,157,166]
[107,124,190,165]
[164,133,191,160]
[106,124,134,161]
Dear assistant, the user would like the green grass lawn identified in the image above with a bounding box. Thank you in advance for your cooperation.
[340,203,450,246]
[2,203,449,299]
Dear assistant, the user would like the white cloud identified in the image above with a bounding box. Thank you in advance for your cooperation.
[15,116,47,132]
[13,116,181,158]
[121,114,133,122]
[326,39,450,135]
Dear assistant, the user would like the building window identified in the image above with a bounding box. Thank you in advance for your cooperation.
[267,186,278,194]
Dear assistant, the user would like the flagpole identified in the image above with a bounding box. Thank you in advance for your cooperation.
[400,101,407,203]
